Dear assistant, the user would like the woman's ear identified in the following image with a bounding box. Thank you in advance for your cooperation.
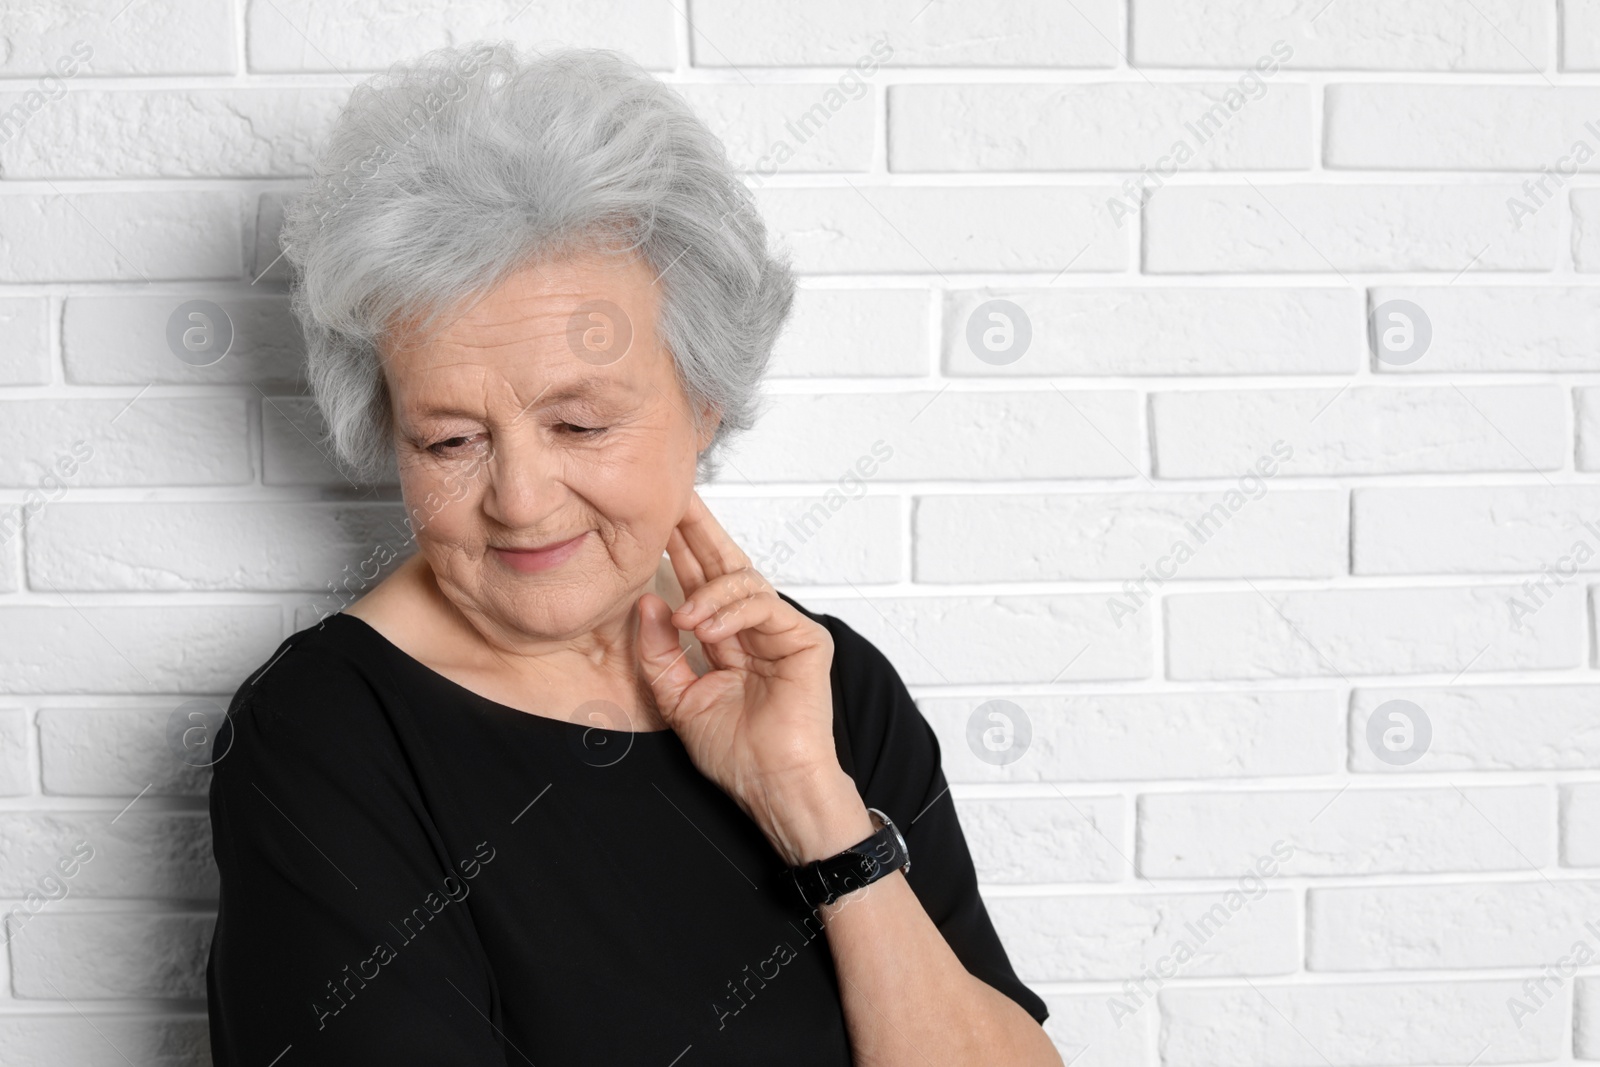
[694,401,722,452]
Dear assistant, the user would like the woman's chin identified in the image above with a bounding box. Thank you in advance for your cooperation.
[481,576,639,637]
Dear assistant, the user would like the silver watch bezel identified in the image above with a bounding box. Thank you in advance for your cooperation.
[866,806,911,876]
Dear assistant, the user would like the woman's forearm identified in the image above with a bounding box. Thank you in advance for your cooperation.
[761,770,1063,1067]
[820,870,1062,1067]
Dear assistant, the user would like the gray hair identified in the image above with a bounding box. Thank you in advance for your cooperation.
[279,42,796,485]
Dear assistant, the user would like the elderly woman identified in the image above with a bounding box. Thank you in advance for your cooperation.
[205,43,1059,1067]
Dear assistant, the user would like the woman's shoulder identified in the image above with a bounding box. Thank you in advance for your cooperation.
[206,612,432,832]
[221,612,395,752]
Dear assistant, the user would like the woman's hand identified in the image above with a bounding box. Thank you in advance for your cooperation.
[634,490,873,867]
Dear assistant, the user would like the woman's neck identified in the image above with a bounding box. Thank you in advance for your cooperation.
[344,550,697,728]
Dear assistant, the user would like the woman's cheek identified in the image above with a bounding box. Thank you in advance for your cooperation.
[403,465,484,545]
[631,469,696,554]
[584,437,673,515]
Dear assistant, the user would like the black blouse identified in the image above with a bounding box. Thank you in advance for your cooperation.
[205,591,1048,1065]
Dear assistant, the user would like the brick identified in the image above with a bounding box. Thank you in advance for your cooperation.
[1564,1,1600,70]
[0,192,240,282]
[1583,980,1600,1059]
[1038,993,1150,1067]
[1327,85,1600,170]
[0,1,233,75]
[261,395,370,487]
[799,594,1151,685]
[1308,881,1600,970]
[1578,388,1600,469]
[9,912,211,999]
[1367,286,1600,372]
[954,796,1125,883]
[1144,184,1559,273]
[914,490,1347,581]
[920,691,1342,784]
[63,292,302,385]
[1160,979,1561,1066]
[0,88,346,178]
[1132,0,1548,71]
[0,398,251,487]
[943,287,1360,377]
[0,606,281,694]
[40,708,214,797]
[755,186,1125,274]
[1354,486,1600,574]
[0,508,18,591]
[891,82,1311,171]
[675,83,875,176]
[27,502,412,592]
[690,0,1121,67]
[1151,386,1565,477]
[0,812,217,898]
[246,0,675,72]
[721,391,1140,482]
[0,708,30,796]
[770,288,929,377]
[1166,585,1582,679]
[0,297,49,385]
[1573,190,1600,271]
[1352,687,1600,773]
[1565,784,1600,867]
[1139,786,1551,876]
[252,192,292,284]
[984,889,1297,981]
[0,1016,208,1067]
[705,494,900,584]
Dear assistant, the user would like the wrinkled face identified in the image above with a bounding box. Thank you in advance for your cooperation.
[381,250,716,642]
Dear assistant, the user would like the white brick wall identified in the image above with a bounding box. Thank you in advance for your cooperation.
[2,1,1597,1063]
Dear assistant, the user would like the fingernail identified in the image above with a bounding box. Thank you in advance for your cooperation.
[677,600,695,616]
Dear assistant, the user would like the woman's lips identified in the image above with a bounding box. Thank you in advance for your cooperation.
[491,531,587,574]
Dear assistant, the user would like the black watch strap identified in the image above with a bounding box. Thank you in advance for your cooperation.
[789,807,910,910]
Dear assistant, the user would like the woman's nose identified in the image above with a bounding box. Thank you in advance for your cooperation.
[479,425,565,529]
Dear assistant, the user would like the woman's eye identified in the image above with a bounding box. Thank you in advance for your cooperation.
[559,423,607,437]
[427,435,481,456]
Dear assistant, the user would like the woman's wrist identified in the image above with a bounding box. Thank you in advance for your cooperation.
[751,766,875,868]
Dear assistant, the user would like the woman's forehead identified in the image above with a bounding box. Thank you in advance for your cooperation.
[381,256,663,396]
[399,370,639,418]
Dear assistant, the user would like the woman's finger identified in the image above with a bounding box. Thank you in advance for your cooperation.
[671,568,771,630]
[675,490,750,583]
[664,527,707,601]
[685,585,825,666]
[634,592,699,719]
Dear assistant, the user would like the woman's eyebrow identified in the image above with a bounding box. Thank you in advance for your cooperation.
[536,377,619,405]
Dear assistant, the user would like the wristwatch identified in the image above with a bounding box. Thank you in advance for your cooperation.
[789,806,910,910]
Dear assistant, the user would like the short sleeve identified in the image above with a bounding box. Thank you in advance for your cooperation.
[803,601,1050,1027]
[205,636,510,1066]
